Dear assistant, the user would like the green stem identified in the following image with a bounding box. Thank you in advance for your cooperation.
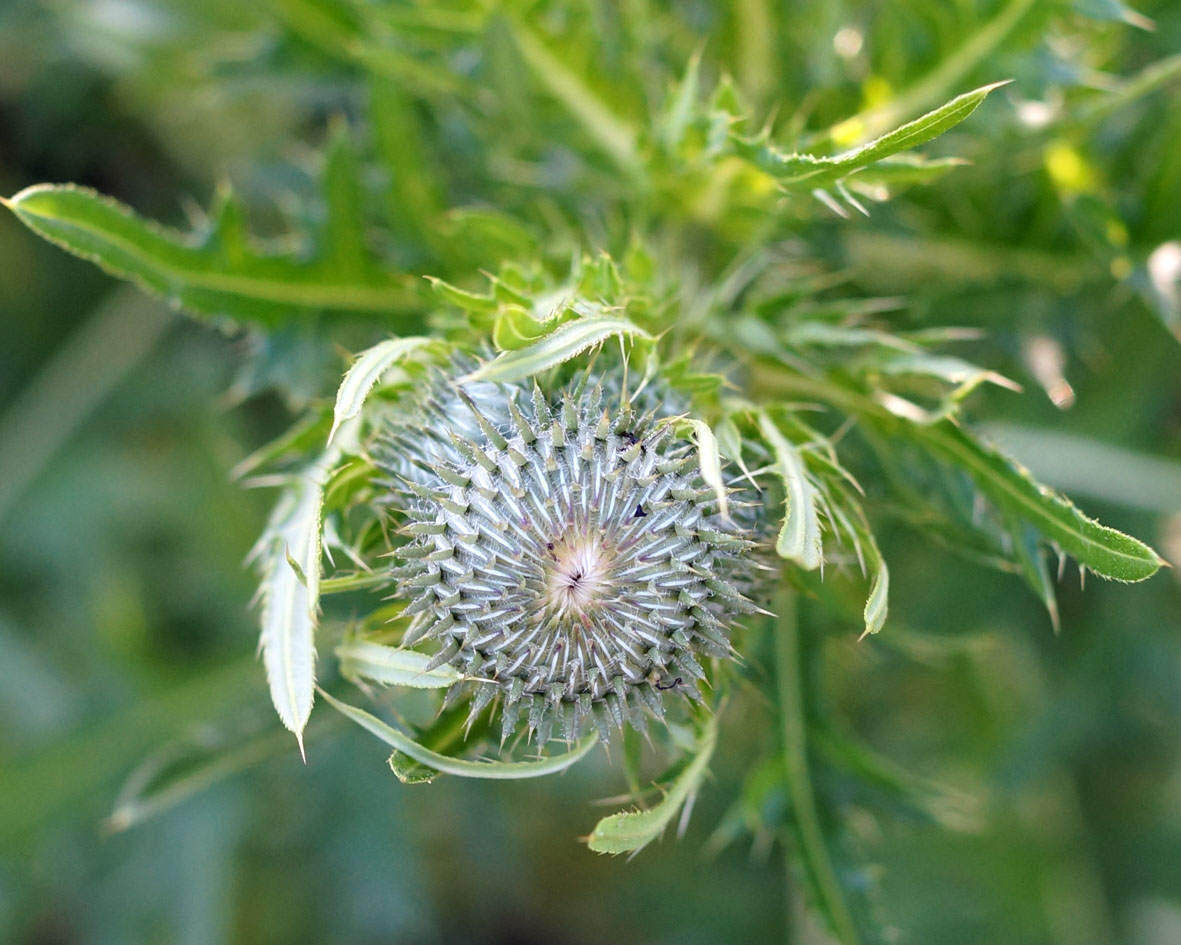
[774,584,862,945]
[0,655,263,846]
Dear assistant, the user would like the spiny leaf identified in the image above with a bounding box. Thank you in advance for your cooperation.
[587,714,717,855]
[251,479,324,754]
[1008,514,1060,632]
[328,336,437,444]
[758,412,824,570]
[733,81,1007,190]
[877,354,1021,396]
[457,316,653,384]
[336,641,463,688]
[426,276,499,313]
[319,690,598,779]
[862,541,890,638]
[3,182,417,328]
[683,419,729,519]
[915,420,1163,582]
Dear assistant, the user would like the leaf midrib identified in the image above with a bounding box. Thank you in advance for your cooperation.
[13,195,415,312]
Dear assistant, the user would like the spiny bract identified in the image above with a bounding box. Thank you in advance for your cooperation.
[377,368,757,746]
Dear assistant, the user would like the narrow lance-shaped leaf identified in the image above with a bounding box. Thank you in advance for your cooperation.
[328,336,438,444]
[1008,514,1060,633]
[861,528,890,639]
[915,420,1163,582]
[3,179,417,328]
[732,82,1007,190]
[319,690,598,779]
[458,316,653,384]
[249,415,359,753]
[758,412,824,570]
[587,714,718,855]
[250,478,323,755]
[683,419,729,519]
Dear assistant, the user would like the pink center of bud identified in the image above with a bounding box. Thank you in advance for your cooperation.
[545,536,613,619]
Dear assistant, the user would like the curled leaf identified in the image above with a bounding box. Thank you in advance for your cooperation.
[319,690,599,779]
[328,336,437,444]
[587,714,717,855]
[758,412,823,570]
[458,316,653,384]
[336,641,463,689]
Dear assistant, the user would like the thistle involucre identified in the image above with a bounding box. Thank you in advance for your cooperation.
[378,368,756,745]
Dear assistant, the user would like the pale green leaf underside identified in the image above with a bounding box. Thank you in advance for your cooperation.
[863,555,890,638]
[255,481,322,751]
[319,690,599,779]
[336,641,463,689]
[587,714,717,854]
[329,336,438,443]
[3,184,417,327]
[758,413,824,570]
[684,419,730,519]
[457,316,653,384]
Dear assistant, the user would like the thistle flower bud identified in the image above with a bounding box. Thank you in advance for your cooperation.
[377,368,757,746]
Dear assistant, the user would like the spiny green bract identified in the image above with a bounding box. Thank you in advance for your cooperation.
[375,367,758,746]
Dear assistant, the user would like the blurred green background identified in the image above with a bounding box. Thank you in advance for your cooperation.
[1,1,1179,943]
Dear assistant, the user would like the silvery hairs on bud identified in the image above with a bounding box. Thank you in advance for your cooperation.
[375,363,758,747]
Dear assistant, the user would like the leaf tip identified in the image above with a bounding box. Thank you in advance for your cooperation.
[979,78,1015,95]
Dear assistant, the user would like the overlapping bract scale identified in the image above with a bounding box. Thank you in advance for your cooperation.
[377,372,757,745]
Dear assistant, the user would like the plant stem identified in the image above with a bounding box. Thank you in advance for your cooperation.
[774,584,861,945]
[0,654,263,846]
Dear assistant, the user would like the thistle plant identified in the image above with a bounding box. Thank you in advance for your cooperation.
[379,364,757,745]
[3,1,1177,941]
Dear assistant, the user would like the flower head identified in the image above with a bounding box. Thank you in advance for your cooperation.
[378,367,756,745]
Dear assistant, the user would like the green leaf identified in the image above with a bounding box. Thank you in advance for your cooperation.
[319,690,599,779]
[877,354,1021,396]
[683,419,729,519]
[587,714,717,855]
[328,336,437,444]
[370,76,448,261]
[425,276,499,314]
[774,587,863,945]
[734,81,1007,189]
[758,412,824,570]
[491,305,554,350]
[336,641,463,689]
[862,543,890,638]
[916,420,1163,582]
[1009,515,1061,632]
[250,478,325,755]
[845,155,969,188]
[660,48,702,153]
[507,19,643,179]
[457,316,653,385]
[3,183,417,328]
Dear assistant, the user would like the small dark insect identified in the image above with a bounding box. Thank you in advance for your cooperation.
[546,542,554,550]
[634,504,646,518]
[655,676,684,691]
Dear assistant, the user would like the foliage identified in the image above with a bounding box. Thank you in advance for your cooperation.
[1,1,1179,943]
